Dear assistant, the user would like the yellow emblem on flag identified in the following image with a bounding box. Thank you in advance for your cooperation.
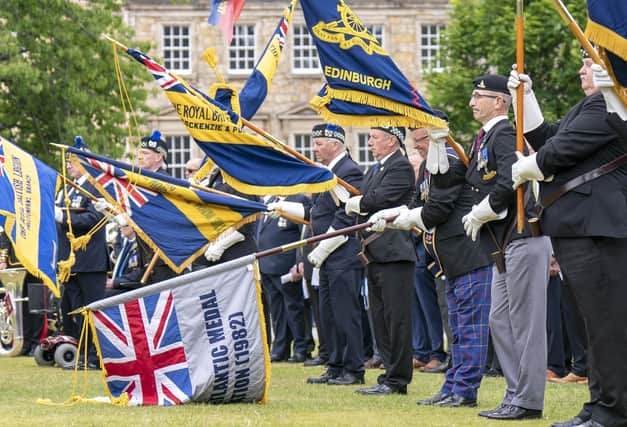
[311,0,386,56]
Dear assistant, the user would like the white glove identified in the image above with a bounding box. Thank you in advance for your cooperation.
[105,222,119,245]
[461,196,507,241]
[266,200,305,220]
[54,206,64,223]
[511,151,547,189]
[345,195,364,216]
[307,228,348,268]
[592,63,627,120]
[93,198,113,214]
[507,64,544,132]
[113,213,130,227]
[392,206,429,231]
[367,206,407,232]
[426,127,450,174]
[204,229,245,262]
[329,184,350,206]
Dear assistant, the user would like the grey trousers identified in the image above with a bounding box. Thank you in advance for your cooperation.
[490,236,551,411]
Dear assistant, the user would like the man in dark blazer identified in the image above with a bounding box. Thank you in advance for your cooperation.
[462,75,551,420]
[345,126,416,395]
[302,124,365,386]
[56,156,108,369]
[369,126,494,407]
[509,54,627,427]
[257,194,311,363]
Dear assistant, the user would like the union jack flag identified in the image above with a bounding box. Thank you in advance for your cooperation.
[93,290,193,406]
[82,157,153,214]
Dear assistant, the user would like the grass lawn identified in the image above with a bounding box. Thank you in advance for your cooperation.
[0,356,587,426]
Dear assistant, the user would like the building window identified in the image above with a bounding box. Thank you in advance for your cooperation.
[357,133,375,169]
[421,24,445,72]
[292,24,319,74]
[163,25,191,73]
[165,135,193,179]
[229,24,256,74]
[293,134,313,160]
[366,24,384,48]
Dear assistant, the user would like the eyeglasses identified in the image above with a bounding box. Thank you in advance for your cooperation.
[470,92,501,100]
[185,169,197,174]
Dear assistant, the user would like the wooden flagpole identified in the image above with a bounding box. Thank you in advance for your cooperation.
[516,0,525,233]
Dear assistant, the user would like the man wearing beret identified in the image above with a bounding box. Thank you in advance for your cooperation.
[463,75,551,420]
[345,126,416,395]
[139,130,169,175]
[303,124,365,385]
[509,50,627,427]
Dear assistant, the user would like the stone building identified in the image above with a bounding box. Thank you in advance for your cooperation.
[123,0,449,178]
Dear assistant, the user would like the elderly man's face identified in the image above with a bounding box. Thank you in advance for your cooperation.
[312,137,340,166]
[368,129,396,161]
[579,58,599,96]
[411,128,429,159]
[468,90,502,124]
[138,148,163,171]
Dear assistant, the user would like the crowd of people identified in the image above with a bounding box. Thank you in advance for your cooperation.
[1,51,626,427]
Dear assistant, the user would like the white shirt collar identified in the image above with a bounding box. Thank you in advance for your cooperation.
[378,149,397,166]
[482,115,509,133]
[327,152,347,171]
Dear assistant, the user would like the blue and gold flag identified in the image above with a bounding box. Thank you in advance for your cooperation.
[0,137,61,297]
[300,0,446,129]
[68,147,268,273]
[123,46,336,196]
[585,0,627,107]
[239,0,296,120]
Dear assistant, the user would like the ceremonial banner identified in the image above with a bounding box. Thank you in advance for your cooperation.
[0,137,61,297]
[208,0,247,44]
[239,0,296,120]
[69,147,267,272]
[88,255,269,405]
[123,46,336,196]
[585,0,627,106]
[300,0,447,129]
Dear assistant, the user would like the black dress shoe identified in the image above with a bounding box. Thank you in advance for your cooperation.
[417,392,451,406]
[551,415,590,427]
[478,403,507,418]
[327,373,365,386]
[304,356,327,367]
[576,420,604,427]
[307,370,340,384]
[434,393,477,407]
[485,404,542,420]
[355,383,406,395]
[287,353,306,363]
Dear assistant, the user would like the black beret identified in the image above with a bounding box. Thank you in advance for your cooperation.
[140,130,168,157]
[311,123,345,144]
[472,74,509,95]
[373,126,406,142]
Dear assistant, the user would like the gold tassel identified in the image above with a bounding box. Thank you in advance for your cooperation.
[70,235,92,251]
[57,252,75,283]
[203,48,225,84]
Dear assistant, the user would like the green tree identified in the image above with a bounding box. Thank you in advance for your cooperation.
[425,0,588,146]
[0,0,154,165]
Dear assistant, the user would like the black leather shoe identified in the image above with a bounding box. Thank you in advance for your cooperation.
[417,392,451,406]
[422,355,451,373]
[478,403,507,417]
[304,356,327,367]
[434,393,477,408]
[485,404,542,420]
[327,373,365,386]
[551,415,590,427]
[355,383,406,395]
[270,354,286,362]
[575,420,604,427]
[307,370,339,384]
[287,353,306,363]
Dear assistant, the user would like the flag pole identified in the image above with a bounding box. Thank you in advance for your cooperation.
[101,34,360,196]
[445,135,469,167]
[515,0,525,234]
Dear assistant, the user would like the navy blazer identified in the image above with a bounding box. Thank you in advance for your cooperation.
[526,92,627,238]
[56,179,109,273]
[357,149,416,264]
[310,154,364,270]
[257,194,311,275]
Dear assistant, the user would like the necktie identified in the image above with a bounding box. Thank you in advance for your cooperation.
[371,161,381,175]
[474,129,485,152]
